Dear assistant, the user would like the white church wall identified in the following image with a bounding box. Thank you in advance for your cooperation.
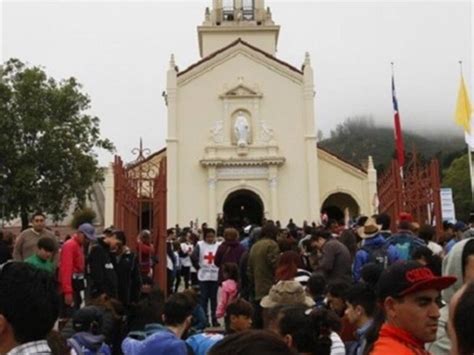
[318,154,370,216]
[174,48,312,225]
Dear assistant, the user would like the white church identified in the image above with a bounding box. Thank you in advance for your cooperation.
[104,0,378,229]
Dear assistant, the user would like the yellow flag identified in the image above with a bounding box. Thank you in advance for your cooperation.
[455,75,472,133]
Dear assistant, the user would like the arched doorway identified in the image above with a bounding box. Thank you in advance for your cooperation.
[321,192,360,222]
[223,189,264,229]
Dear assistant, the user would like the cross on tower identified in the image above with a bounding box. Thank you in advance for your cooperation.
[204,252,215,265]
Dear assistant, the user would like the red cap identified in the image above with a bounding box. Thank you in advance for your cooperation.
[399,212,413,223]
[377,261,457,300]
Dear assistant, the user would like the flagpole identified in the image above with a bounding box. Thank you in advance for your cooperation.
[460,60,474,201]
[391,62,404,179]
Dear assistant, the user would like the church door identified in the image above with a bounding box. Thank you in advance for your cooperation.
[223,189,264,228]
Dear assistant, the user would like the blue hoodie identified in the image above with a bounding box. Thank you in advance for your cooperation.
[122,328,188,355]
[186,333,224,355]
[353,235,399,282]
[68,332,111,355]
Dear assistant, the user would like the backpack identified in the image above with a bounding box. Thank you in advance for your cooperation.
[67,336,112,355]
[361,243,390,270]
[390,235,414,261]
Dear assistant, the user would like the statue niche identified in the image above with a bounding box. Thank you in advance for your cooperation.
[233,111,251,147]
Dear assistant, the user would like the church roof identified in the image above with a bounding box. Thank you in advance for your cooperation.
[178,38,303,77]
[317,144,367,174]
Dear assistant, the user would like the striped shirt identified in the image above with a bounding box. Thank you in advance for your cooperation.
[7,340,51,354]
[330,332,346,355]
[294,268,312,287]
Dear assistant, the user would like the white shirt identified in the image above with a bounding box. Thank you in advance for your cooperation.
[428,241,444,256]
[330,332,346,355]
[197,240,221,282]
[180,242,193,267]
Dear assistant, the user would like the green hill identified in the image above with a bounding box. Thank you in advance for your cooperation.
[319,117,465,172]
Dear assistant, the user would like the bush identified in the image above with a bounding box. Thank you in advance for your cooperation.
[71,207,96,229]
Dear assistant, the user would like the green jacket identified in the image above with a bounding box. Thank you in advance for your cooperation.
[247,238,279,301]
[25,254,55,273]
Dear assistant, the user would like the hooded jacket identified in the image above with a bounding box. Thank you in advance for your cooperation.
[214,240,246,284]
[427,237,474,354]
[122,327,188,355]
[353,234,399,282]
[216,279,238,318]
[68,332,111,355]
[87,238,118,299]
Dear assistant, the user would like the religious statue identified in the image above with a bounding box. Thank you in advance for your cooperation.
[234,112,250,147]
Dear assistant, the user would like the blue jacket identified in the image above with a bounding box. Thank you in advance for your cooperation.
[192,305,208,331]
[68,332,111,355]
[353,235,399,282]
[445,238,457,254]
[122,328,188,355]
[347,320,373,355]
[186,333,224,355]
[386,231,426,261]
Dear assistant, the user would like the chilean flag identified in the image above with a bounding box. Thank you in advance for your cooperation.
[392,74,405,167]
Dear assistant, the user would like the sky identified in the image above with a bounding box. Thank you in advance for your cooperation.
[1,0,472,165]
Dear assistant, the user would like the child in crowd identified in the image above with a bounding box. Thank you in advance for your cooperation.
[186,299,254,355]
[25,236,56,273]
[306,273,327,308]
[216,263,239,319]
[224,298,254,334]
[182,287,208,333]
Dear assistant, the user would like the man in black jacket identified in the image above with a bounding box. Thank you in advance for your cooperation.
[87,229,119,300]
[112,230,142,307]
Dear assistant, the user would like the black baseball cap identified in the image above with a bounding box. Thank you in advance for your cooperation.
[377,261,456,301]
[72,306,103,333]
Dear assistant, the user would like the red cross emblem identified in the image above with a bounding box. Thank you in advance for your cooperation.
[204,252,215,264]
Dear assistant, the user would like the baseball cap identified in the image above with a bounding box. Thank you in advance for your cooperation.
[454,221,467,232]
[377,261,456,301]
[72,306,103,333]
[399,212,413,223]
[78,223,97,241]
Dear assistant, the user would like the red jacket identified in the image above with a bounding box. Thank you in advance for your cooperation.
[59,235,85,295]
[137,242,154,276]
[371,323,431,355]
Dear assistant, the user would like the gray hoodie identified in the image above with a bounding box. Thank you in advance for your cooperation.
[427,237,473,354]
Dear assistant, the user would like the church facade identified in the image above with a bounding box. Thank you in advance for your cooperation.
[105,0,377,229]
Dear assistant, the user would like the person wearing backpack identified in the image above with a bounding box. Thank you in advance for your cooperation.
[353,217,399,282]
[385,213,426,261]
[67,306,112,355]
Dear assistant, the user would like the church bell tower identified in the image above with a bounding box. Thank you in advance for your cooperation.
[197,0,280,57]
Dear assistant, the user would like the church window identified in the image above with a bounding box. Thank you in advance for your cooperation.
[223,0,234,21]
[242,0,255,20]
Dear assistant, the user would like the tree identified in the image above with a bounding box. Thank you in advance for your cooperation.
[0,58,114,229]
[442,154,472,222]
[320,116,464,171]
[71,207,97,229]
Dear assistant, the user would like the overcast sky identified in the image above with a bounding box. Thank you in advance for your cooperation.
[1,0,472,164]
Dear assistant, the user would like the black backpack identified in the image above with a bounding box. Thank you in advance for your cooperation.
[361,243,390,270]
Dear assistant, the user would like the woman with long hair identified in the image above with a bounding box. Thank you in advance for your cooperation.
[275,251,311,287]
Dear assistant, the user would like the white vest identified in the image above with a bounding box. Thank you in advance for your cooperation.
[197,240,220,282]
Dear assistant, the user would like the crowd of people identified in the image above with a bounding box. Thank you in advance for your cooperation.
[0,210,474,355]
